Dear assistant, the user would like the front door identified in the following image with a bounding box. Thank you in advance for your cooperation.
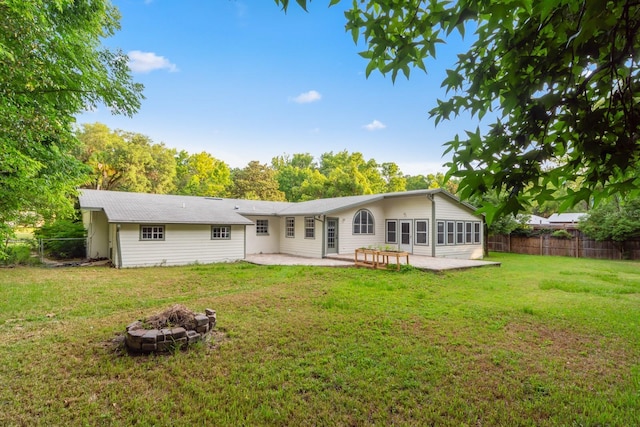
[399,220,413,253]
[326,218,338,254]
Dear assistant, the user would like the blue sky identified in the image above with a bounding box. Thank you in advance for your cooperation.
[77,0,479,175]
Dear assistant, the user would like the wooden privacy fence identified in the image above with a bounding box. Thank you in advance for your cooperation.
[487,231,640,260]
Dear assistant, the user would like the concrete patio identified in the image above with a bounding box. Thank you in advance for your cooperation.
[244,253,500,272]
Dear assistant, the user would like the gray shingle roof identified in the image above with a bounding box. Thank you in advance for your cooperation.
[79,189,254,225]
[78,188,480,224]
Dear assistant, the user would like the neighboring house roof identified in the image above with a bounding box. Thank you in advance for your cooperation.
[78,188,481,223]
[527,214,551,225]
[547,213,586,223]
[79,189,254,225]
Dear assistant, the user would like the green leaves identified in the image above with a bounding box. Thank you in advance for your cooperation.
[0,0,143,235]
[276,0,640,222]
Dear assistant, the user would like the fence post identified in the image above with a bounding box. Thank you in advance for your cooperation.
[539,234,543,255]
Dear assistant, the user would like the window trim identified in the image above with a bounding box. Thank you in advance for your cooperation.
[353,209,375,235]
[415,219,429,246]
[304,217,315,239]
[256,219,269,236]
[211,225,231,240]
[285,217,295,238]
[140,225,165,241]
[436,221,445,245]
[385,219,397,244]
[473,221,482,244]
[465,222,473,244]
[446,221,455,245]
[456,221,465,245]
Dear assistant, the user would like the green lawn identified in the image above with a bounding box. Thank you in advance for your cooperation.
[0,253,638,426]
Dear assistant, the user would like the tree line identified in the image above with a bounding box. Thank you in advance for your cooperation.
[75,122,458,202]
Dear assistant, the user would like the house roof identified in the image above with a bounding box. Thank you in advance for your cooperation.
[527,214,551,225]
[277,189,479,216]
[79,189,254,225]
[547,213,586,223]
[78,188,480,224]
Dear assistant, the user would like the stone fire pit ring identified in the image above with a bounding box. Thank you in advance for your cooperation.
[124,306,217,353]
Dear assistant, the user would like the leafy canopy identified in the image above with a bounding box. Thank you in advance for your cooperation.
[276,0,640,223]
[579,198,640,242]
[0,1,143,233]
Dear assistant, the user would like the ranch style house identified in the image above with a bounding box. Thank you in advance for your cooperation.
[78,188,484,268]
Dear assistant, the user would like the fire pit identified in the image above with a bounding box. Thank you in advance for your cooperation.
[124,304,216,353]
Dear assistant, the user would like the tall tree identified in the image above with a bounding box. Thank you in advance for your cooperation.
[176,151,232,197]
[380,162,407,193]
[276,0,640,222]
[579,197,640,258]
[0,0,143,244]
[76,124,177,194]
[231,161,286,201]
[405,174,429,191]
[272,153,318,201]
[319,151,386,196]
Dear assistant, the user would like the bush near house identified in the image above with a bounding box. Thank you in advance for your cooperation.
[34,219,86,259]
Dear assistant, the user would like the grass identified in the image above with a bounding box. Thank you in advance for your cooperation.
[0,253,639,426]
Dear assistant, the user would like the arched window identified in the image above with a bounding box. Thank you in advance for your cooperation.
[353,209,374,234]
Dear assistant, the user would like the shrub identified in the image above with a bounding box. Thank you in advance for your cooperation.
[551,229,573,239]
[35,220,86,259]
[0,244,40,266]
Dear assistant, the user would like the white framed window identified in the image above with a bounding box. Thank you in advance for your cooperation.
[474,222,482,244]
[285,217,295,238]
[140,225,164,241]
[415,219,428,245]
[446,221,455,245]
[386,220,397,243]
[436,221,445,245]
[305,217,315,239]
[465,222,473,244]
[353,209,374,235]
[456,221,465,244]
[256,219,269,236]
[211,225,230,240]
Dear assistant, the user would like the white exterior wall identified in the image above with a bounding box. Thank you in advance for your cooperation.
[336,202,386,255]
[278,216,324,258]
[117,223,245,268]
[82,210,110,260]
[434,195,483,259]
[380,195,433,257]
[244,216,280,255]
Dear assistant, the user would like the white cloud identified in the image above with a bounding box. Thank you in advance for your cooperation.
[291,90,322,104]
[363,119,386,131]
[127,50,178,73]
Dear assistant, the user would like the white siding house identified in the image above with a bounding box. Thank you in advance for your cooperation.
[79,188,484,267]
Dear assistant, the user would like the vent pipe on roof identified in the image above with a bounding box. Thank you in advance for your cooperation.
[182,202,186,208]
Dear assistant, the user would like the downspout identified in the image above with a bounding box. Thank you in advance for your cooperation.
[87,211,93,259]
[429,194,436,257]
[115,224,122,269]
[317,215,326,258]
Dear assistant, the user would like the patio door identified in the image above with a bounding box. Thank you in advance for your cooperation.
[399,220,413,253]
[326,218,338,254]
